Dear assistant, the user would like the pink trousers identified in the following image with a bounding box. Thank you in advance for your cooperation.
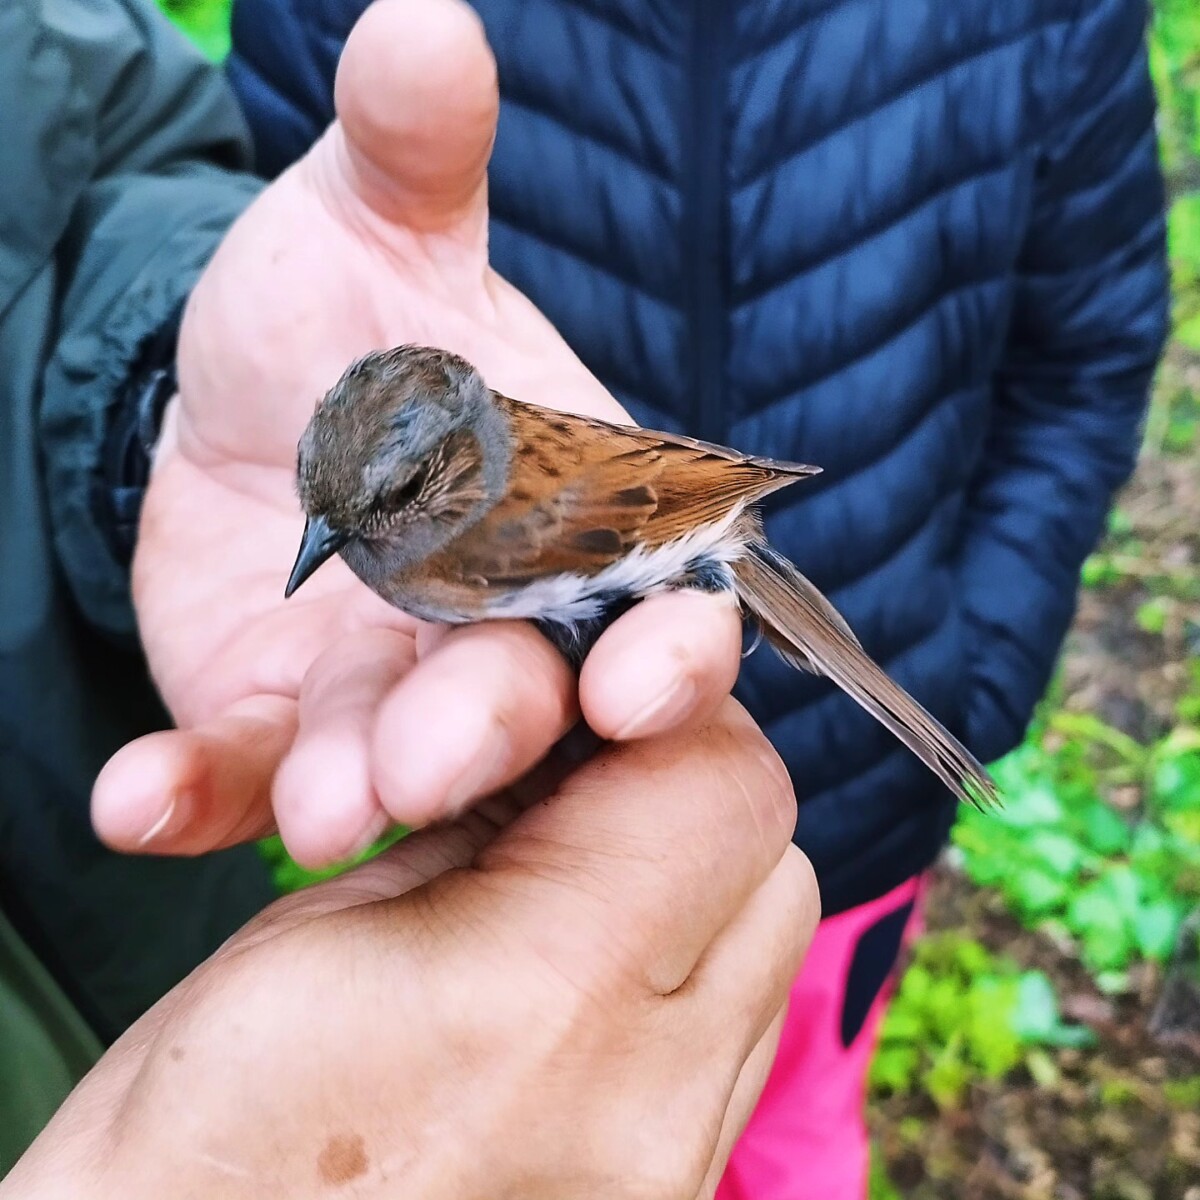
[716,876,924,1200]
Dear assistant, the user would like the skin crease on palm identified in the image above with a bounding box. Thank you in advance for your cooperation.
[91,0,744,868]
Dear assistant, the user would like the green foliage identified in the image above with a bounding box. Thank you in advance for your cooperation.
[869,934,1093,1111]
[1163,1075,1200,1109]
[1150,1,1200,447]
[259,835,337,893]
[259,827,408,894]
[156,0,231,61]
[1083,503,1200,599]
[1136,596,1170,636]
[1150,0,1200,189]
[955,721,1200,982]
[867,1150,904,1200]
[1169,193,1200,351]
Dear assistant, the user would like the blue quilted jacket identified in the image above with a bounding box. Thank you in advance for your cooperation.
[226,0,1168,915]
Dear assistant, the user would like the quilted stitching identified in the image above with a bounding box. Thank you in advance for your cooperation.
[226,0,1169,914]
[731,21,1071,189]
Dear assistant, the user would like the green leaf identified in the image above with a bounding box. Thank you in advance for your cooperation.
[1136,597,1169,635]
[1009,867,1071,917]
[968,1021,1022,1079]
[926,977,965,1041]
[1095,970,1133,996]
[1011,971,1059,1041]
[1026,830,1087,877]
[897,964,932,1004]
[1107,507,1135,537]
[1068,884,1125,934]
[1164,808,1200,846]
[963,976,1021,1074]
[1069,878,1136,971]
[157,0,232,61]
[1164,1077,1200,1109]
[1083,921,1135,972]
[868,1151,904,1200]
[1152,749,1200,812]
[994,784,1065,828]
[869,936,1032,1106]
[1100,865,1145,918]
[1133,899,1183,960]
[878,1010,924,1043]
[1041,1023,1097,1049]
[924,1035,971,1110]
[1082,554,1122,588]
[870,1045,920,1094]
[1079,801,1132,855]
[1025,1048,1060,1089]
[1131,821,1170,860]
[258,825,408,894]
[951,937,993,976]
[1008,971,1094,1047]
[1101,1076,1143,1105]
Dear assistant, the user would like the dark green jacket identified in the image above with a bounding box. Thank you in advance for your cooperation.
[1,0,275,1171]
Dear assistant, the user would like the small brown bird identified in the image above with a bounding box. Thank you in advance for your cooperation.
[287,345,997,808]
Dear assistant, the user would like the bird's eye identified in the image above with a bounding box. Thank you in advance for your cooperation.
[389,464,428,508]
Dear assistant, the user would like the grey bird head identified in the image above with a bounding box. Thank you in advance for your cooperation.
[286,345,504,597]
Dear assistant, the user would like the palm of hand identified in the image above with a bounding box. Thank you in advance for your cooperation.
[94,0,740,866]
[141,137,616,731]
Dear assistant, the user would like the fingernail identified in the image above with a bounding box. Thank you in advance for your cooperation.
[136,791,188,847]
[443,725,509,816]
[347,810,392,861]
[613,677,697,741]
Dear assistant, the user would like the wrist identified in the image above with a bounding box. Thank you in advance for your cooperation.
[98,299,184,567]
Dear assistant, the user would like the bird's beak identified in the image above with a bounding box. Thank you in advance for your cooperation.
[285,515,350,598]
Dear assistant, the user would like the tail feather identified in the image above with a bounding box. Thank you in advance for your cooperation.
[733,540,999,810]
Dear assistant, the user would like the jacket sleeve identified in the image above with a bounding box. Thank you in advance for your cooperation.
[38,0,264,639]
[958,0,1170,764]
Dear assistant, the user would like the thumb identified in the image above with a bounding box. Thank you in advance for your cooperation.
[333,0,498,235]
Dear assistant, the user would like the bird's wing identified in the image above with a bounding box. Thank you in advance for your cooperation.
[444,395,820,584]
[733,537,999,810]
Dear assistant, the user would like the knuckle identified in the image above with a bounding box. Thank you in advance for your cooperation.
[714,714,796,848]
[297,629,409,713]
[666,599,739,673]
[780,846,822,939]
[487,632,571,729]
[751,742,798,842]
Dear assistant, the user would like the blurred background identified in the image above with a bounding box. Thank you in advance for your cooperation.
[158,1,1200,1196]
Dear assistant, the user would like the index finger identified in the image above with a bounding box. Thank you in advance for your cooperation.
[470,698,799,996]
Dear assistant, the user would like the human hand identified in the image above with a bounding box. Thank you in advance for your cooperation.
[17,704,818,1200]
[92,0,743,867]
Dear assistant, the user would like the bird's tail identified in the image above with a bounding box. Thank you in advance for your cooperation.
[732,539,999,810]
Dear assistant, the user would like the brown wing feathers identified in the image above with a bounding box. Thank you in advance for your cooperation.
[493,395,998,809]
[481,395,815,575]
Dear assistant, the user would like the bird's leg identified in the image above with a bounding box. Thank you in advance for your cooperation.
[533,595,639,673]
[537,555,742,774]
